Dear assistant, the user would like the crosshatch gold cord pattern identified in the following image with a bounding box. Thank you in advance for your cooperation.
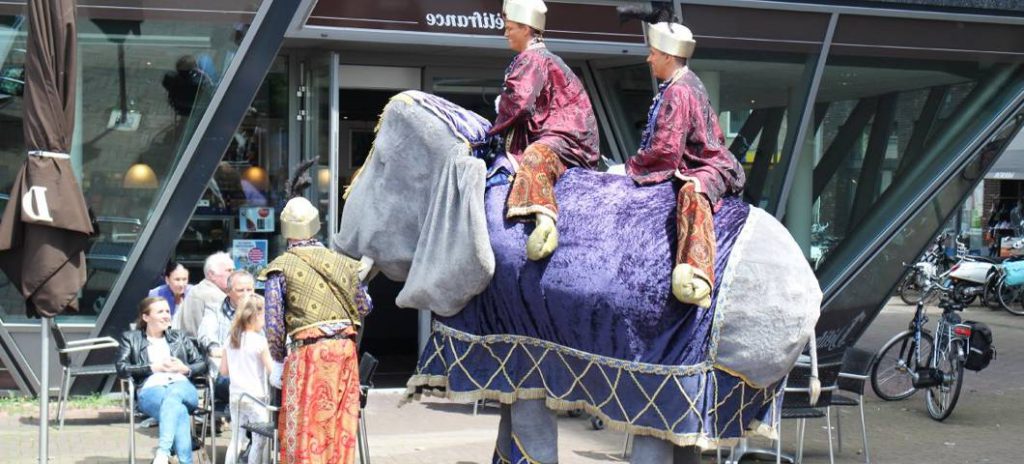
[406,322,781,449]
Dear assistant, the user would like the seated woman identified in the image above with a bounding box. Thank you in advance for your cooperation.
[116,296,208,464]
[148,261,192,317]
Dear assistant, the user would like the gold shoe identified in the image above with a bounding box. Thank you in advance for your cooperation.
[671,263,712,307]
[526,214,558,261]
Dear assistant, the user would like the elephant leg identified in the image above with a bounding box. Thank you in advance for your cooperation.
[630,436,673,464]
[493,404,512,464]
[631,437,701,464]
[509,399,559,463]
[673,445,701,464]
[672,182,715,307]
[506,143,567,261]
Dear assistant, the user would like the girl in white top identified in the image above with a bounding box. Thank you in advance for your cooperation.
[220,296,274,464]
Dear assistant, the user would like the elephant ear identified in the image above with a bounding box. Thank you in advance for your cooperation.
[335,91,495,315]
[712,206,822,388]
[397,152,494,316]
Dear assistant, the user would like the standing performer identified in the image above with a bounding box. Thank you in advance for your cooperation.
[491,0,601,260]
[259,162,372,464]
[626,22,745,307]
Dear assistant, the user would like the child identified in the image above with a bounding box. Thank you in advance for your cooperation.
[221,295,273,464]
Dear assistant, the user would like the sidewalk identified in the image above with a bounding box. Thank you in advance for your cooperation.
[2,299,1021,463]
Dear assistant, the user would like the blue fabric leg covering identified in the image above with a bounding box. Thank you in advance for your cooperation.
[493,404,512,464]
[509,399,558,463]
[631,436,701,464]
[631,436,673,464]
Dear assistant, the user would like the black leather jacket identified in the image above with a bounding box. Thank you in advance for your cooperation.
[115,329,208,386]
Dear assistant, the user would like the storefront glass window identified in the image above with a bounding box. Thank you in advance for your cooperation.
[0,3,263,322]
[173,54,289,283]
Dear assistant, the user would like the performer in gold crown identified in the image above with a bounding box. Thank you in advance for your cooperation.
[259,161,372,464]
[626,21,746,307]
[491,0,601,261]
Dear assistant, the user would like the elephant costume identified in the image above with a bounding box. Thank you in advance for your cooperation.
[336,91,821,460]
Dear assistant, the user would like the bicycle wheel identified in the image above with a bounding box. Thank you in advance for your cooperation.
[998,279,1024,314]
[983,278,1003,308]
[871,330,934,401]
[926,340,965,421]
[899,270,926,305]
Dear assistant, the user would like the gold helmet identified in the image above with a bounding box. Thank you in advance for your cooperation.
[646,22,696,59]
[503,0,547,32]
[280,197,320,240]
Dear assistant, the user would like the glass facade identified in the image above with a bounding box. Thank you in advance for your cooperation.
[0,4,261,322]
[805,16,1024,276]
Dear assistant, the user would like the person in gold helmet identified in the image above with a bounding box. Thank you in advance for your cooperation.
[491,0,601,261]
[626,22,746,308]
[258,161,372,464]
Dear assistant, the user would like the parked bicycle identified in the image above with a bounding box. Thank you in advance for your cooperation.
[897,232,954,305]
[870,283,990,421]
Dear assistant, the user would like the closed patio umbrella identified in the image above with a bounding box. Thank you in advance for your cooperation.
[0,0,91,459]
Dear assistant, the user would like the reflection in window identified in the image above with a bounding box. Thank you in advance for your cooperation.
[176,56,290,284]
[593,63,653,161]
[0,8,259,321]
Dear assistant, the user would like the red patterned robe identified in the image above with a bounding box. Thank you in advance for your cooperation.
[491,42,600,220]
[627,67,746,287]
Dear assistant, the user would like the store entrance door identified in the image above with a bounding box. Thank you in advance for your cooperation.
[333,63,424,387]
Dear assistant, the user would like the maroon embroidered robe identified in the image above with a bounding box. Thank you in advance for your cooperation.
[626,67,745,206]
[489,43,600,169]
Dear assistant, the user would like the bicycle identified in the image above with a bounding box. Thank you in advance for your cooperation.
[870,283,972,421]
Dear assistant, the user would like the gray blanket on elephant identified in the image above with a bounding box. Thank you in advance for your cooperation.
[336,91,821,446]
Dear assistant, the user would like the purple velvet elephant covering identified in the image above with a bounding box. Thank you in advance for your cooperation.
[411,168,779,447]
[439,169,749,366]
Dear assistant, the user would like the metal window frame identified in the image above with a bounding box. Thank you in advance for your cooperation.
[773,12,839,218]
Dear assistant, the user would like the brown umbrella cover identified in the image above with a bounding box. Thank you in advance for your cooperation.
[0,0,93,318]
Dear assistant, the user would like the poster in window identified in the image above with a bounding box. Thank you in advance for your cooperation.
[239,206,275,233]
[232,239,269,289]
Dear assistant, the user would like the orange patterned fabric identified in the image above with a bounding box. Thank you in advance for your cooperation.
[676,182,716,287]
[507,143,567,221]
[280,327,361,464]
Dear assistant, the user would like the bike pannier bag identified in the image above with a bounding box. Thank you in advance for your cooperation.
[1002,260,1024,286]
[964,321,995,371]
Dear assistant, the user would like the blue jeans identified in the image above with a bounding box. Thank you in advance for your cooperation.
[138,379,199,463]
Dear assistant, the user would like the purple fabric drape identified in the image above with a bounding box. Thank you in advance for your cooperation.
[439,169,750,366]
[0,0,93,318]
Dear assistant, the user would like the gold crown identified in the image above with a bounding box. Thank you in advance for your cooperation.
[503,0,547,32]
[647,22,696,59]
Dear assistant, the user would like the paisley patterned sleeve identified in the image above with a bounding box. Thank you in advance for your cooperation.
[263,272,288,362]
[354,283,373,320]
[488,52,547,136]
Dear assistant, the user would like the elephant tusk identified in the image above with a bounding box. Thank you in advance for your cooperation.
[358,256,377,283]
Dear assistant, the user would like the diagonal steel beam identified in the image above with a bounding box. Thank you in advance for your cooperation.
[850,92,899,227]
[812,97,879,200]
